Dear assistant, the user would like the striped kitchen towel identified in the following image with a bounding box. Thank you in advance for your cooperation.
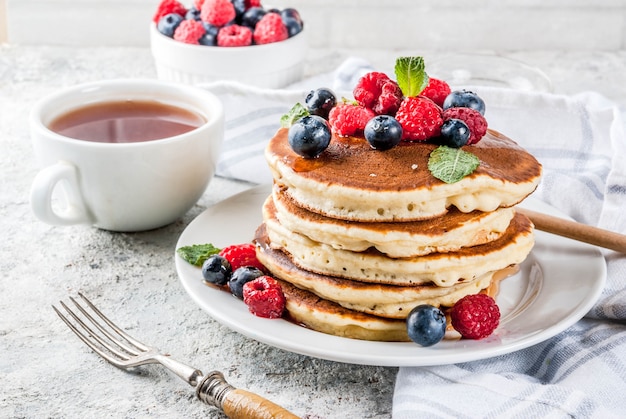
[201,60,626,418]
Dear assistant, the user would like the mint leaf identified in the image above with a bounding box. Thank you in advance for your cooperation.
[428,146,480,184]
[176,243,221,266]
[280,103,309,128]
[394,56,429,98]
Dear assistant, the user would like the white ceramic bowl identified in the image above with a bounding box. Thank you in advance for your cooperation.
[150,24,308,88]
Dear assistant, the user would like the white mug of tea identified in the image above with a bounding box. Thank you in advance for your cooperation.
[29,79,224,232]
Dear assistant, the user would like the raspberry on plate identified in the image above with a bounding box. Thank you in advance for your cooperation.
[395,96,443,141]
[442,107,488,144]
[449,293,500,339]
[219,243,266,272]
[217,24,253,47]
[243,276,286,319]
[173,19,206,44]
[328,102,376,137]
[253,13,289,45]
[201,0,236,27]
[153,0,187,23]
[353,72,403,116]
[420,77,451,107]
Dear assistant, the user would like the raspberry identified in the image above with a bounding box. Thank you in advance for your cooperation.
[420,77,451,107]
[353,72,403,116]
[219,243,266,272]
[449,294,500,339]
[243,276,286,319]
[442,107,488,144]
[194,0,206,10]
[173,19,206,44]
[395,96,443,141]
[201,0,236,27]
[253,13,288,45]
[328,103,376,137]
[245,0,261,8]
[153,0,187,23]
[217,24,252,46]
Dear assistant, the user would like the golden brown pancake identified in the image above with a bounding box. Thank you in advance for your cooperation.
[265,128,542,222]
[260,208,534,287]
[278,278,411,342]
[270,185,515,257]
[255,229,501,319]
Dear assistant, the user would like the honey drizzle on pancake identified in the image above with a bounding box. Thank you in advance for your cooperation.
[269,128,542,190]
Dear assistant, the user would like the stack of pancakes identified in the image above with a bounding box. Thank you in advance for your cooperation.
[254,127,542,341]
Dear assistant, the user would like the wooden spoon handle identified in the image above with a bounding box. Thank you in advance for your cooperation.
[517,207,626,254]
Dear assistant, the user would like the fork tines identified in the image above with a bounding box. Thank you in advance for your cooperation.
[53,293,149,367]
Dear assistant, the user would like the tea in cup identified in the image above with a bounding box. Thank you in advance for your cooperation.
[29,79,224,232]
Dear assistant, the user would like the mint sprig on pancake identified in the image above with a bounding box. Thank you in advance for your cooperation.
[394,56,429,98]
[428,145,480,184]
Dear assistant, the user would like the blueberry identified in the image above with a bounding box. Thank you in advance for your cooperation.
[364,115,402,151]
[280,8,303,26]
[201,255,232,286]
[406,304,447,347]
[305,88,336,119]
[199,23,219,46]
[157,13,184,37]
[230,0,246,21]
[288,115,332,159]
[439,118,470,148]
[443,90,486,115]
[283,16,303,37]
[240,7,267,29]
[185,7,202,21]
[228,266,264,299]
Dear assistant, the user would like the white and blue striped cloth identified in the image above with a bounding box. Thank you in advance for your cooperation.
[202,59,626,418]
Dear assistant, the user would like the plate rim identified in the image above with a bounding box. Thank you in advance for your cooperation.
[175,184,607,366]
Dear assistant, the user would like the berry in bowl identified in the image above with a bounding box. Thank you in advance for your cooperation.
[150,0,307,88]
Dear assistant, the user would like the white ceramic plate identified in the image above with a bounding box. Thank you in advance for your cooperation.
[175,185,606,366]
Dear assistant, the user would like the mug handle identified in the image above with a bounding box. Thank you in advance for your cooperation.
[30,161,92,226]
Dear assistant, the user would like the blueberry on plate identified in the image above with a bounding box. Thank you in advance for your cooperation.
[439,118,470,148]
[288,115,332,159]
[228,266,264,299]
[364,115,402,151]
[201,255,232,286]
[406,304,447,347]
[157,13,184,37]
[443,90,486,115]
[305,88,336,119]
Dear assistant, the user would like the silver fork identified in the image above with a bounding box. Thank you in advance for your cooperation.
[53,293,300,419]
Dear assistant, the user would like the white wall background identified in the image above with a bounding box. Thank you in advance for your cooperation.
[3,0,626,50]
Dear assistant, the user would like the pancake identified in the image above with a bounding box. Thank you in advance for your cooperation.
[278,278,410,342]
[266,128,542,222]
[255,229,502,319]
[261,206,534,287]
[270,185,515,258]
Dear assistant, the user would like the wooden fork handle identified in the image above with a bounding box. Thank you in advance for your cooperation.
[222,389,300,419]
[196,371,300,419]
[517,207,626,254]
